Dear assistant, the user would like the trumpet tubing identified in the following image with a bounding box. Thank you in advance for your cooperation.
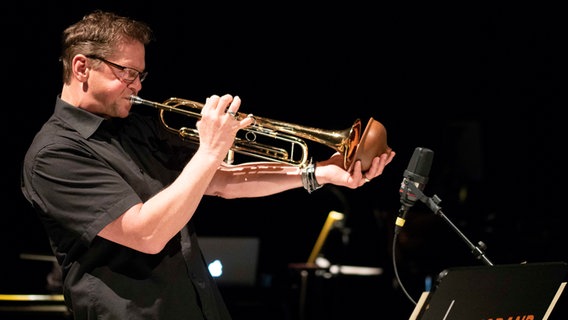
[130,95,388,170]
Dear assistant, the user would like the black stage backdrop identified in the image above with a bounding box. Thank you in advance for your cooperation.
[1,2,565,319]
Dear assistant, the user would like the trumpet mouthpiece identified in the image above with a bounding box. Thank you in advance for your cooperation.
[130,95,144,105]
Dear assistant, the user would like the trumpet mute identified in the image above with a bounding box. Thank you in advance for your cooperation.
[350,117,391,172]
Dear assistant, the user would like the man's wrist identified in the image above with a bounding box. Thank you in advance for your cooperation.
[301,159,322,194]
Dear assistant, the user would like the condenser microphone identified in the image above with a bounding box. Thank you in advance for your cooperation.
[395,147,434,234]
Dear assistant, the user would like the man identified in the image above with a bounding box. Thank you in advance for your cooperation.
[21,10,394,319]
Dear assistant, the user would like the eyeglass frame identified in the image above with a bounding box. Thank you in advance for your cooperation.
[86,55,148,83]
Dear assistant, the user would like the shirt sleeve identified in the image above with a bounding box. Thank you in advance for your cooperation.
[24,139,142,247]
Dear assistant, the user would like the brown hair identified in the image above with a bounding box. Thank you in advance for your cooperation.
[60,10,153,84]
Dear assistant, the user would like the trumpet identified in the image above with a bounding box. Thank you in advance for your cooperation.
[130,95,389,170]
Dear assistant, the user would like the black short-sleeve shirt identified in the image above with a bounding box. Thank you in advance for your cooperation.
[21,96,231,319]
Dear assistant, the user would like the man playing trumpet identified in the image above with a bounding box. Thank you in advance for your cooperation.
[20,10,395,320]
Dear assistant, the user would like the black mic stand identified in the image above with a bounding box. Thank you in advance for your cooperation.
[406,182,494,266]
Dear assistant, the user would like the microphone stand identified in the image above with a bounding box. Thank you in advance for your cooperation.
[407,183,494,266]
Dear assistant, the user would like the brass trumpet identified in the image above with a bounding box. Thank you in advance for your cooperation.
[130,95,390,170]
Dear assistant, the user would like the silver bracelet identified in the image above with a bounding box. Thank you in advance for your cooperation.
[301,159,322,194]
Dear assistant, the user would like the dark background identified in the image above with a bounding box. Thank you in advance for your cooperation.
[1,2,566,319]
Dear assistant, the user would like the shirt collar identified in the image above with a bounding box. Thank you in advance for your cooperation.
[54,95,106,139]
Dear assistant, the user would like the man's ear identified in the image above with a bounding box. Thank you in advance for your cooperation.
[73,55,90,82]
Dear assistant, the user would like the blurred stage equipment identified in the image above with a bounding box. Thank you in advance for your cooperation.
[0,254,69,318]
[289,210,383,320]
[307,210,345,265]
[131,95,391,171]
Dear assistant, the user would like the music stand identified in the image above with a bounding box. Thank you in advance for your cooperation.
[409,262,568,320]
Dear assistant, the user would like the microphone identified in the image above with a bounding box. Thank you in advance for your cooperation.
[395,147,434,234]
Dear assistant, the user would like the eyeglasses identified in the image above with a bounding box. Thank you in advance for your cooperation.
[87,55,148,83]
